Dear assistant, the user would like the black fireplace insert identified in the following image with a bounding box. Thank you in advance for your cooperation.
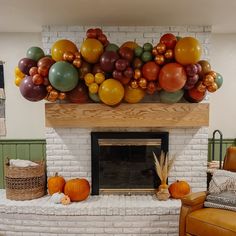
[91,132,169,195]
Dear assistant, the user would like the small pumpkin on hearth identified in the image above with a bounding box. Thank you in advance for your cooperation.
[168,180,191,199]
[50,192,65,204]
[61,195,71,205]
[64,178,90,202]
[48,172,66,195]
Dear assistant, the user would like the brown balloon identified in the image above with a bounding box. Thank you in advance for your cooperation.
[73,58,82,68]
[79,62,92,79]
[50,90,59,99]
[198,60,211,77]
[43,77,49,86]
[32,74,44,85]
[58,92,66,100]
[207,82,218,93]
[152,48,158,56]
[138,78,147,89]
[63,51,75,62]
[46,85,53,92]
[132,57,143,69]
[37,57,55,70]
[29,67,38,77]
[134,69,142,80]
[74,52,81,59]
[156,43,166,54]
[130,80,139,89]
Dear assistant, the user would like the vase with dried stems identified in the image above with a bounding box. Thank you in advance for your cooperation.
[153,151,176,200]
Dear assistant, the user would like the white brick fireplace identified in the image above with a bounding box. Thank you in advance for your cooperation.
[0,25,210,236]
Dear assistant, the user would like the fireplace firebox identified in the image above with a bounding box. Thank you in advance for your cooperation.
[91,132,169,195]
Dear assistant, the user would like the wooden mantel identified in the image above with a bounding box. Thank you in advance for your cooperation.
[45,103,209,128]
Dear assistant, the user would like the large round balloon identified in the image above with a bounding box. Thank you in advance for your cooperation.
[67,82,89,103]
[98,79,124,106]
[175,37,202,65]
[51,39,78,61]
[124,86,145,104]
[49,61,79,92]
[19,76,47,102]
[120,41,139,50]
[142,61,160,81]
[160,89,184,104]
[18,58,37,75]
[159,63,187,92]
[26,47,45,61]
[80,38,104,63]
[100,51,119,72]
[184,87,206,103]
[160,33,177,49]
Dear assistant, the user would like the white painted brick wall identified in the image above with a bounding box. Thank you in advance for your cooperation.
[46,126,208,192]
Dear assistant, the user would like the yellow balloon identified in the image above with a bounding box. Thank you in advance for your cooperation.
[80,38,104,64]
[124,86,145,104]
[174,37,202,65]
[98,79,124,106]
[14,76,23,86]
[14,66,25,79]
[51,39,78,61]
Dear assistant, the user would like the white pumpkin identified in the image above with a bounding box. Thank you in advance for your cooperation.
[50,192,65,204]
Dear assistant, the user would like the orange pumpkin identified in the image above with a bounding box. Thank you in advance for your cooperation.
[48,172,66,195]
[64,178,90,202]
[168,180,191,199]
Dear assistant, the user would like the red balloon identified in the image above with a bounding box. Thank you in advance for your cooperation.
[67,82,89,103]
[142,62,160,81]
[160,33,177,49]
[18,58,37,75]
[159,63,187,92]
[19,76,47,101]
[184,87,206,103]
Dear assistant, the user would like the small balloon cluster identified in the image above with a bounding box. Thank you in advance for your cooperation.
[14,28,223,106]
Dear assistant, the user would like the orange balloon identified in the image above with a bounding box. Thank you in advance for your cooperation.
[159,63,187,92]
[98,79,124,106]
[80,38,104,63]
[124,85,145,104]
[121,41,139,50]
[175,37,202,65]
[51,40,78,61]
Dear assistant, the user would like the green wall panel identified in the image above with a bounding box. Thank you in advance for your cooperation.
[0,140,46,189]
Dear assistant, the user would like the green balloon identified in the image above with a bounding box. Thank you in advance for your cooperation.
[215,73,223,88]
[160,89,184,104]
[26,47,45,61]
[105,43,119,52]
[49,61,79,92]
[143,42,153,52]
[89,92,101,103]
[141,51,153,62]
[134,46,143,57]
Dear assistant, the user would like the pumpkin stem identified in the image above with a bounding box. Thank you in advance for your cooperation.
[55,172,58,177]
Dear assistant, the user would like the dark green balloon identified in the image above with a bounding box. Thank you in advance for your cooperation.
[134,46,143,57]
[141,51,153,62]
[105,43,119,52]
[143,42,153,52]
[160,89,184,104]
[215,73,223,88]
[26,47,45,61]
[49,61,79,92]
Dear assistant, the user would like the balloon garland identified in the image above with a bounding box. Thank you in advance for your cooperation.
[14,28,223,105]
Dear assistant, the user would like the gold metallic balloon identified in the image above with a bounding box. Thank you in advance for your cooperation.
[73,58,82,68]
[154,55,165,65]
[152,48,158,56]
[46,85,53,92]
[63,51,75,62]
[58,92,66,100]
[208,71,217,79]
[207,82,218,93]
[50,90,59,99]
[74,51,81,59]
[164,49,174,59]
[134,69,142,80]
[156,43,166,54]
[196,81,207,93]
[138,77,147,89]
[130,80,139,89]
[203,74,214,86]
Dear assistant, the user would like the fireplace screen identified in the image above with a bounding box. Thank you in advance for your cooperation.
[91,132,169,195]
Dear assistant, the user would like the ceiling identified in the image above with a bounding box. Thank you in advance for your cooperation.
[0,0,235,33]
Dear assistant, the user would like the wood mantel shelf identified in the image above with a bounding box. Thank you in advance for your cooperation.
[45,103,209,128]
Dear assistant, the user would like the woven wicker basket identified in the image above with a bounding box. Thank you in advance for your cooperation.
[4,160,46,200]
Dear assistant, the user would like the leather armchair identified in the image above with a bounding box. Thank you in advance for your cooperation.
[179,146,236,236]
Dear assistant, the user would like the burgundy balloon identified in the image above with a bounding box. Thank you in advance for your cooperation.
[185,64,198,77]
[119,47,134,62]
[100,51,119,72]
[18,58,37,75]
[112,70,123,80]
[67,82,89,103]
[123,67,134,78]
[115,59,128,71]
[188,74,199,85]
[92,64,104,74]
[19,76,47,102]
